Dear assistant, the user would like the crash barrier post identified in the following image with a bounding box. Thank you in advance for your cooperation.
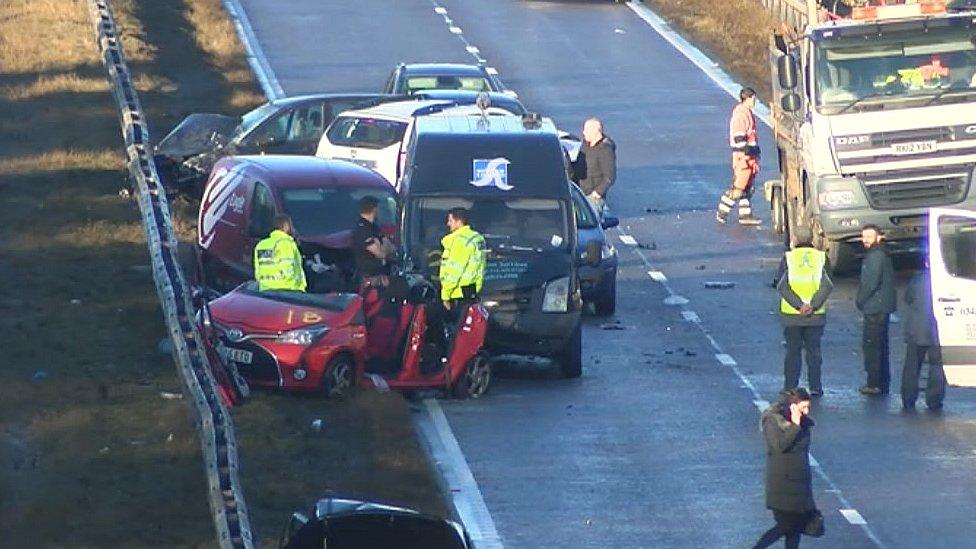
[85,2,254,547]
[758,0,810,28]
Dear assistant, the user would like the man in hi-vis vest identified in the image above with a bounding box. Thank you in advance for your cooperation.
[776,227,833,396]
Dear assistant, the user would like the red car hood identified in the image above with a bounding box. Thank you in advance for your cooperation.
[209,285,361,334]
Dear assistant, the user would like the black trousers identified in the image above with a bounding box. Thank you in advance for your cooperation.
[862,313,891,391]
[753,509,809,549]
[901,342,946,409]
[783,325,824,391]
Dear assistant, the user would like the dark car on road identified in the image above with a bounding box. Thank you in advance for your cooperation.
[384,63,511,96]
[570,183,619,315]
[155,93,399,195]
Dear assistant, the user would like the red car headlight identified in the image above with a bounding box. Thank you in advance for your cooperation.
[276,325,329,346]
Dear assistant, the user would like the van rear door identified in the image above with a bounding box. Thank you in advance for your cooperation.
[929,207,976,387]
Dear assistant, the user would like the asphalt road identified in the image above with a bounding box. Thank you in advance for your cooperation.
[238,0,976,546]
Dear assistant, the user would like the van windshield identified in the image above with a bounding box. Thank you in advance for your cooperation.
[326,116,408,149]
[281,187,398,236]
[410,197,569,254]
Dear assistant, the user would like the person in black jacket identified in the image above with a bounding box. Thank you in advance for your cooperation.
[576,118,616,215]
[855,225,897,395]
[900,259,946,410]
[753,388,817,549]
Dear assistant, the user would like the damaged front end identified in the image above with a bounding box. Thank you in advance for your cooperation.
[154,113,239,196]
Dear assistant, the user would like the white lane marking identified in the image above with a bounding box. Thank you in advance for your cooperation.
[715,353,737,366]
[225,1,500,544]
[416,399,504,549]
[449,26,463,34]
[467,45,480,54]
[663,295,689,306]
[681,310,700,323]
[648,270,667,282]
[618,234,638,246]
[434,6,447,14]
[485,66,499,75]
[220,0,285,99]
[753,399,770,410]
[625,1,771,127]
[841,509,868,525]
[616,228,884,546]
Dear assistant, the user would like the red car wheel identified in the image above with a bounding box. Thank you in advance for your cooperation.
[321,355,354,398]
[451,354,491,399]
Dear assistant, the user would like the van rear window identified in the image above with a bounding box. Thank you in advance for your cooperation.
[326,117,408,149]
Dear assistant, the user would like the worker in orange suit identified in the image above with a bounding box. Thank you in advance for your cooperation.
[716,88,762,225]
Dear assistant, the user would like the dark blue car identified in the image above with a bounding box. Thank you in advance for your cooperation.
[570,183,619,315]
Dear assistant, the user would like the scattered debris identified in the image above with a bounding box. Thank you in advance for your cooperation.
[664,295,689,306]
[695,265,706,270]
[70,299,82,305]
[685,350,697,357]
[637,241,657,250]
[599,321,628,330]
[704,281,736,289]
[311,419,324,432]
[614,28,626,34]
[166,433,174,443]
[159,391,183,400]
[99,446,110,455]
[31,370,48,381]
[644,207,662,213]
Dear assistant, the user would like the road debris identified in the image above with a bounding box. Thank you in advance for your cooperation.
[70,299,82,305]
[159,391,183,400]
[311,419,325,432]
[704,281,736,289]
[31,370,49,381]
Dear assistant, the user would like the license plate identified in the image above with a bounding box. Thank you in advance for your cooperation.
[218,342,253,365]
[891,140,937,155]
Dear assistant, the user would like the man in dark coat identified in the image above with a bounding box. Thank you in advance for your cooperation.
[900,261,946,410]
[855,225,897,395]
[753,388,816,549]
[576,118,616,215]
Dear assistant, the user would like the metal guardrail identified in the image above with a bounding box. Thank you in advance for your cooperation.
[759,0,810,28]
[85,2,254,547]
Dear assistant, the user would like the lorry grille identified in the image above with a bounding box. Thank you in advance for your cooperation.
[861,168,971,210]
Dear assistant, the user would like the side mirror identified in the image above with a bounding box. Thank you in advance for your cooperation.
[584,240,601,267]
[781,93,802,113]
[600,216,620,230]
[777,54,799,90]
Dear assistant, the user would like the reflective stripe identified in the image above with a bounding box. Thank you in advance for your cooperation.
[440,226,486,301]
[780,248,826,315]
[254,230,306,292]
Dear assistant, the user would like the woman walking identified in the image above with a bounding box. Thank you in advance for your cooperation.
[753,388,818,549]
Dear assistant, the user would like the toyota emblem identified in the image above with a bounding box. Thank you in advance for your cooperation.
[225,328,244,341]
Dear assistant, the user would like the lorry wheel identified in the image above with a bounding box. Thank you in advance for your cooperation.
[321,355,354,398]
[452,354,491,399]
[558,325,583,378]
[594,278,616,316]
[771,186,785,235]
[826,239,858,276]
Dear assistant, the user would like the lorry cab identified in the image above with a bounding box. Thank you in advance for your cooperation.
[399,114,593,377]
[929,207,976,387]
[196,155,398,293]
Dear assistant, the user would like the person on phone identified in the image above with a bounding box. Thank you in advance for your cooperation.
[753,388,817,549]
[352,195,394,284]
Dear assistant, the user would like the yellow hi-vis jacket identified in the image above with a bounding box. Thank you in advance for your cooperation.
[780,248,826,315]
[439,225,486,301]
[254,229,307,292]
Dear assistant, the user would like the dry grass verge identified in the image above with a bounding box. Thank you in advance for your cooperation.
[643,0,776,99]
[1,0,444,545]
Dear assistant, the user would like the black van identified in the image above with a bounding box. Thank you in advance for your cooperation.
[400,115,597,377]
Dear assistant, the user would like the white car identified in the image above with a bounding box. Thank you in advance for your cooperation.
[929,207,976,387]
[316,99,517,189]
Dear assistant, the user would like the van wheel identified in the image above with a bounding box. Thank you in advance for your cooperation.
[558,325,583,378]
[321,355,354,398]
[770,186,785,235]
[452,354,491,399]
[594,278,616,316]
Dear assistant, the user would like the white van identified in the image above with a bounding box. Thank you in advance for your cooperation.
[316,99,516,190]
[929,208,976,387]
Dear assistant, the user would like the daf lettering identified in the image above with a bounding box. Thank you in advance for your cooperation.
[836,135,870,146]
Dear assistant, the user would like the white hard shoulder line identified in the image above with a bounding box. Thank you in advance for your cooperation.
[623,2,884,544]
[219,1,501,546]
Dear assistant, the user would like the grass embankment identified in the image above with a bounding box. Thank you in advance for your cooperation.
[0,0,443,546]
[643,0,776,99]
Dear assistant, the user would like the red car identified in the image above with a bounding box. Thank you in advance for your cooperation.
[195,154,398,293]
[199,274,491,399]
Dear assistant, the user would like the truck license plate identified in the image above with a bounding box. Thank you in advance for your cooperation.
[891,140,937,155]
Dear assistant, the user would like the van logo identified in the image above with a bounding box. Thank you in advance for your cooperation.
[470,158,513,191]
[835,135,870,146]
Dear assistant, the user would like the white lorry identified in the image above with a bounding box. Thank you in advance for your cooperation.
[766,0,976,272]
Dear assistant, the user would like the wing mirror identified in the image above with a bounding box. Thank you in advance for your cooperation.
[781,93,802,113]
[777,54,799,90]
[600,216,619,230]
